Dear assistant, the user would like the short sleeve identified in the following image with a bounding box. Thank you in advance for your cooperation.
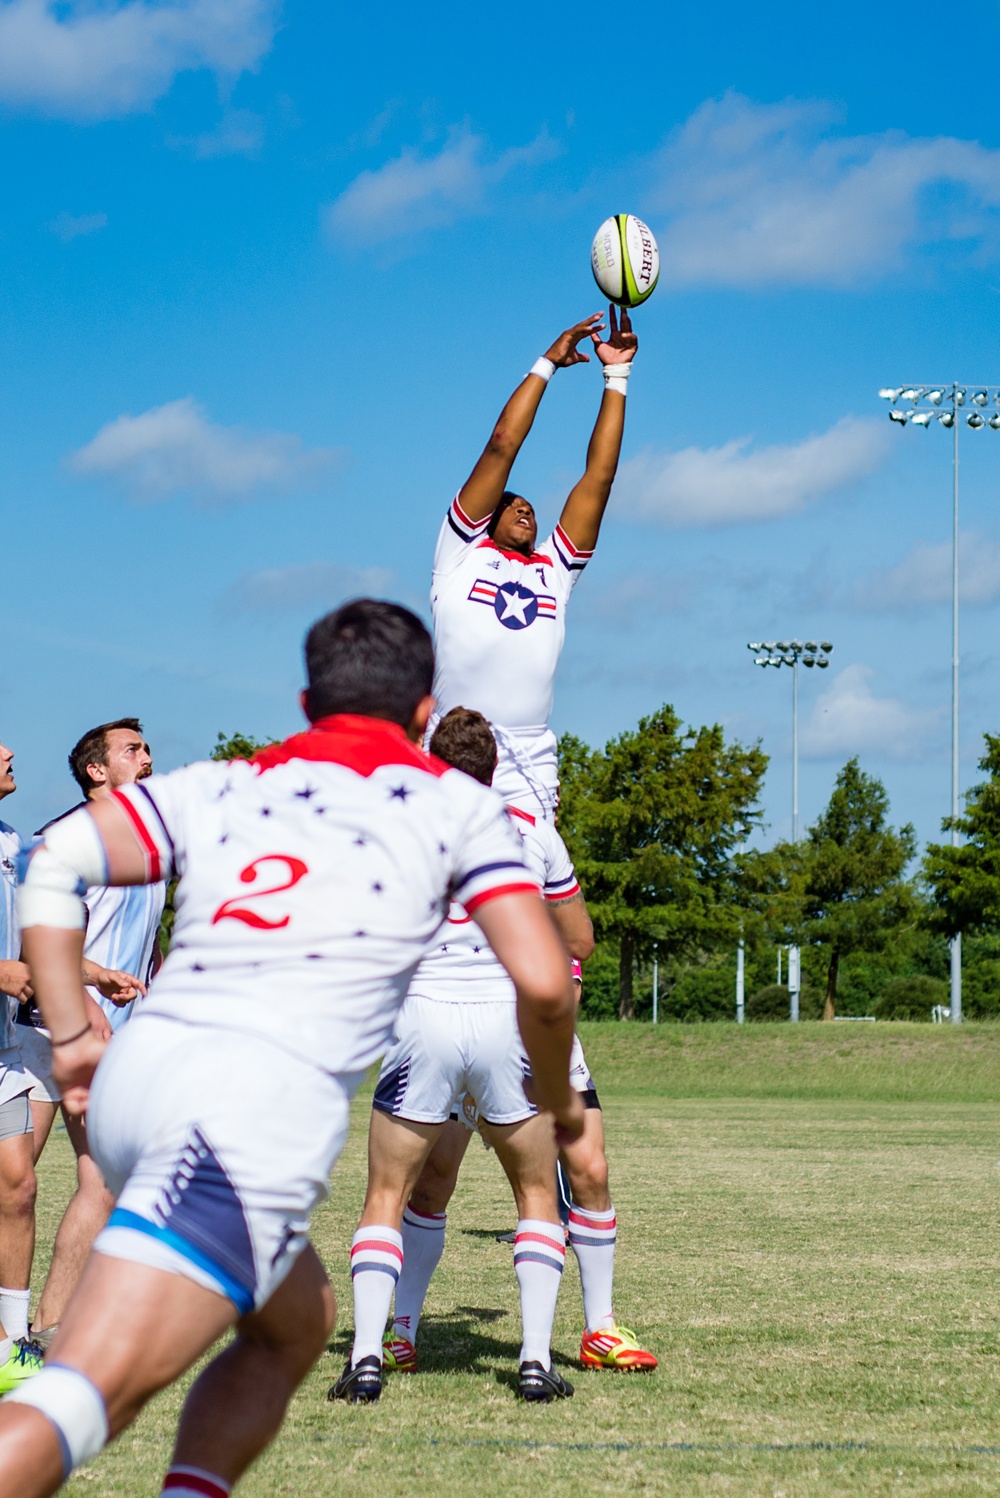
[433,495,492,576]
[541,824,581,903]
[447,775,540,914]
[110,772,193,883]
[546,524,594,598]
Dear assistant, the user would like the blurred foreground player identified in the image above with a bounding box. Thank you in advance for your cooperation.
[334,708,588,1405]
[430,307,637,819]
[0,601,582,1497]
[382,714,657,1374]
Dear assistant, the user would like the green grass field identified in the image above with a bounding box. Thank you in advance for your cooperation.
[33,1022,1000,1496]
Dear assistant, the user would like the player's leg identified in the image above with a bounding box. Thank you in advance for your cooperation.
[31,1111,115,1349]
[0,1092,43,1392]
[331,1108,441,1400]
[479,1111,573,1401]
[560,1100,657,1372]
[162,1243,334,1495]
[386,1114,472,1365]
[0,1253,236,1497]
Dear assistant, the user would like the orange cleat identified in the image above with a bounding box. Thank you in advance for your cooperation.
[382,1329,418,1373]
[579,1323,658,1371]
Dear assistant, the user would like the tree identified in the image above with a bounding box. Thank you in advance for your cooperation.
[798,760,916,1020]
[211,731,276,762]
[557,707,767,1019]
[923,734,1000,938]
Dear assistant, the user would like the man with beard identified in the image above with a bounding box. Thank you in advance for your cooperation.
[21,721,159,1350]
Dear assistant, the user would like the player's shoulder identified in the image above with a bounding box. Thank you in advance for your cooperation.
[547,524,594,574]
[506,804,566,856]
[0,819,22,859]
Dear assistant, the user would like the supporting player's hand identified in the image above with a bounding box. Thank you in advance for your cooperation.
[85,993,113,1043]
[544,315,606,368]
[592,304,637,364]
[551,1090,586,1148]
[85,962,146,1007]
[51,1030,108,1117]
[0,959,33,1003]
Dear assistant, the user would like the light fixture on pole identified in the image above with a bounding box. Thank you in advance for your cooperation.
[746,639,834,1020]
[877,381,1000,1023]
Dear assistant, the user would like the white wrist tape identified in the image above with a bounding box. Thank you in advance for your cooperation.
[528,356,555,383]
[18,808,108,931]
[6,1364,109,1477]
[602,362,632,395]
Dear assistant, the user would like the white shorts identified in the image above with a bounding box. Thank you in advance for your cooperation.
[87,1014,362,1315]
[15,1027,60,1105]
[569,1034,597,1100]
[373,996,534,1127]
[490,726,558,822]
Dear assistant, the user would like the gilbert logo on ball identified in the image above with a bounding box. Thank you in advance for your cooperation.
[591,214,660,307]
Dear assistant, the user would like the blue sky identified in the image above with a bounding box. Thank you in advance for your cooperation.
[3,0,1000,850]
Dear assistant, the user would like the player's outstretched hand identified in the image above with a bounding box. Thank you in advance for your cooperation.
[87,962,147,1007]
[52,1030,108,1116]
[592,305,638,365]
[544,315,606,368]
[552,1090,586,1147]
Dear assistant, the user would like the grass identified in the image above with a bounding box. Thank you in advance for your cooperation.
[29,1022,1000,1495]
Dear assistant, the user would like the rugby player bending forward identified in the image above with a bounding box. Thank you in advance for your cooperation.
[0,601,582,1498]
[431,306,637,819]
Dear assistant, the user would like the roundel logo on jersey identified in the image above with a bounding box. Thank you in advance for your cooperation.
[468,578,557,629]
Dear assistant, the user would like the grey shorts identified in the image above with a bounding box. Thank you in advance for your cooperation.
[0,1092,32,1141]
[15,1027,60,1105]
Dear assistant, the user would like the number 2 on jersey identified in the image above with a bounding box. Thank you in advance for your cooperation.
[212,855,308,930]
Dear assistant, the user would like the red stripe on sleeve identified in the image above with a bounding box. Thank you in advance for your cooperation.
[463,882,540,915]
[111,790,162,882]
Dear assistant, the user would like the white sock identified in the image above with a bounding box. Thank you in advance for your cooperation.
[350,1225,402,1365]
[393,1202,446,1342]
[513,1219,565,1370]
[0,1336,11,1365]
[568,1203,616,1332]
[0,1288,30,1342]
[160,1465,231,1497]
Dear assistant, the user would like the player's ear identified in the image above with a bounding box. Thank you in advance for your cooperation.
[407,695,436,745]
[299,688,313,723]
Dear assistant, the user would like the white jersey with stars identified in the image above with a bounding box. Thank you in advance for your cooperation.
[408,803,580,1004]
[68,715,537,1076]
[430,495,592,730]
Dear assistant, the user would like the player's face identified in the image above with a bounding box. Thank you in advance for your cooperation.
[89,728,153,791]
[492,496,537,555]
[0,740,14,801]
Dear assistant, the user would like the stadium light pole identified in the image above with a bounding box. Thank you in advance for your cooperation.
[747,640,834,1020]
[876,382,1000,1023]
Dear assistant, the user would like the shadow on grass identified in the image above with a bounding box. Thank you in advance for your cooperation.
[326,1303,576,1375]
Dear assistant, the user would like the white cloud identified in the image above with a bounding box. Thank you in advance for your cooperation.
[224,562,394,613]
[175,107,264,158]
[0,0,278,120]
[800,664,939,761]
[324,125,559,244]
[616,416,888,529]
[49,210,107,240]
[856,531,1000,611]
[652,93,1000,287]
[69,397,344,502]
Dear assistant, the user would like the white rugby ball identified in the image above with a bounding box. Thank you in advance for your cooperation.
[591,214,660,307]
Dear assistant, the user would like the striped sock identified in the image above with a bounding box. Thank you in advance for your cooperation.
[350,1224,403,1365]
[393,1202,446,1342]
[568,1203,616,1332]
[161,1467,231,1498]
[513,1218,566,1370]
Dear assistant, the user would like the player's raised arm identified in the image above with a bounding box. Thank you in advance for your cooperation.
[18,794,169,1111]
[472,890,583,1142]
[457,315,606,524]
[556,305,638,554]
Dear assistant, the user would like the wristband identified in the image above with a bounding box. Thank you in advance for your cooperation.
[571,959,583,983]
[528,356,555,383]
[603,362,632,396]
[51,1024,91,1048]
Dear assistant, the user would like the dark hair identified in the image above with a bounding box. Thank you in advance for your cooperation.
[303,599,434,727]
[429,707,498,786]
[69,718,144,796]
[487,490,531,539]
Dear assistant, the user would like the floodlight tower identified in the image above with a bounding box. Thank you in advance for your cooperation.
[746,640,834,1020]
[876,382,1000,1023]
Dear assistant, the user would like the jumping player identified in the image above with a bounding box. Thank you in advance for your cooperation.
[0,601,582,1497]
[333,708,590,1405]
[430,307,637,818]
[379,712,657,1376]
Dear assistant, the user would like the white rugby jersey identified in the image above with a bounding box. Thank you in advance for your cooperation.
[83,881,166,1031]
[409,803,580,1004]
[83,715,537,1075]
[430,496,592,729]
[0,820,22,1050]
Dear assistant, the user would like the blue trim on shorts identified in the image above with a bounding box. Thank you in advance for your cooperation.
[107,1208,255,1315]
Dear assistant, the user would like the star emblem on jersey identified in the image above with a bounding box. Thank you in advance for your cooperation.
[468,579,556,630]
[389,785,411,802]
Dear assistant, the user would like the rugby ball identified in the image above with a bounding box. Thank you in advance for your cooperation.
[591,214,660,307]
